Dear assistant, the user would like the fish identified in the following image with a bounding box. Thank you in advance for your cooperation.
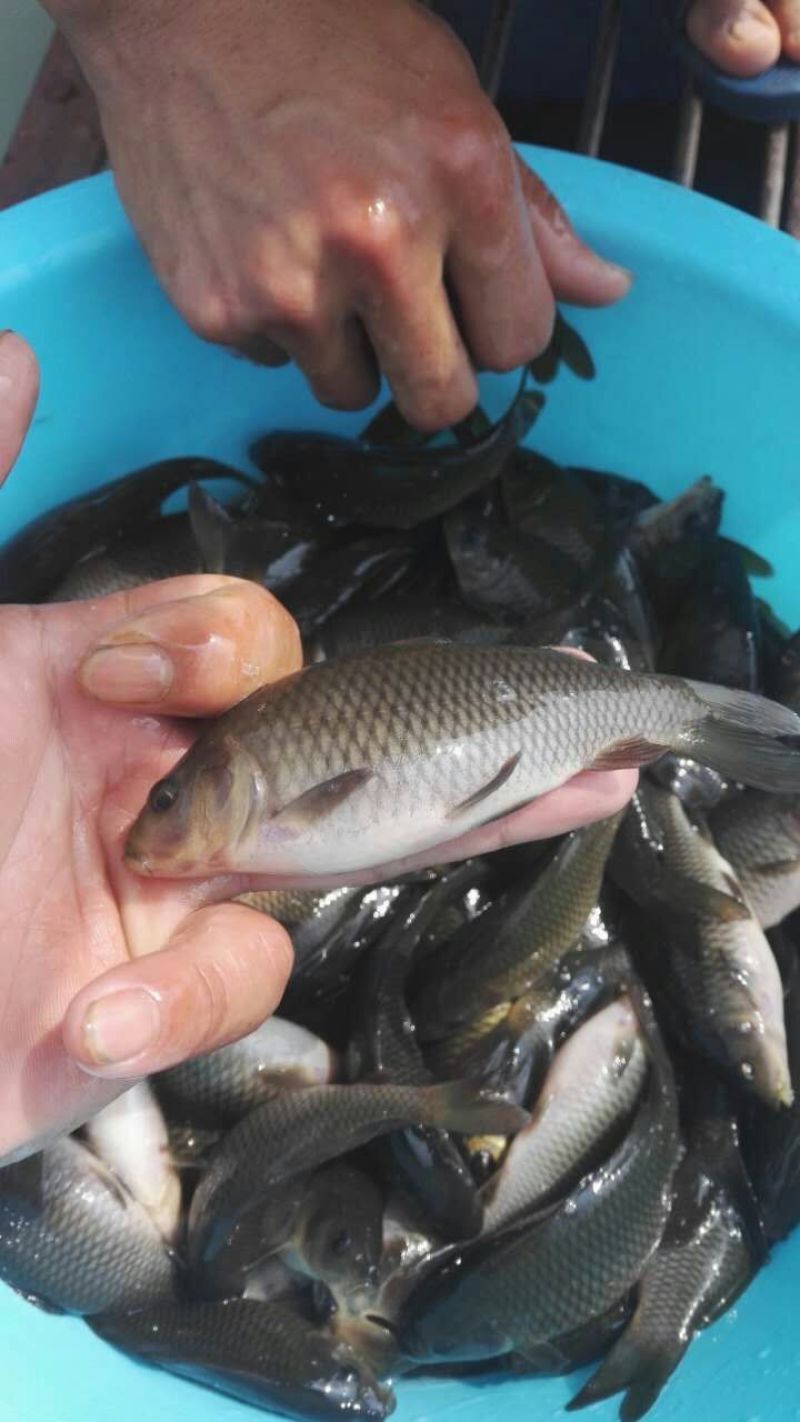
[660,540,761,692]
[280,534,420,637]
[91,1299,395,1420]
[155,1016,341,1127]
[0,456,254,603]
[0,1135,175,1315]
[768,626,800,712]
[646,755,732,812]
[573,468,658,532]
[481,996,648,1233]
[83,1081,182,1243]
[125,642,800,881]
[399,985,680,1366]
[569,1083,766,1420]
[528,312,596,385]
[609,783,752,923]
[187,1081,529,1295]
[710,790,800,928]
[305,598,507,664]
[347,874,487,1240]
[741,927,800,1240]
[187,483,322,588]
[416,813,624,1039]
[283,1162,384,1310]
[248,377,542,530]
[630,476,724,565]
[47,512,203,600]
[444,489,583,623]
[619,789,792,1107]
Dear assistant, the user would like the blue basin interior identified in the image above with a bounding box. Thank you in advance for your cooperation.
[1,144,799,1421]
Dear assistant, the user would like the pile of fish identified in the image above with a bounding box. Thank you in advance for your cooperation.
[3,313,800,1421]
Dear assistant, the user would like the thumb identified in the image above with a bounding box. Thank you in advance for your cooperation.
[0,332,39,485]
[63,903,293,1079]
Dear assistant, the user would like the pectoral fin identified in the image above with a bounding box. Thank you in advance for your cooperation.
[272,768,374,829]
[448,752,522,819]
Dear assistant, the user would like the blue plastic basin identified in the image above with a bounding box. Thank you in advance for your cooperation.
[1,144,800,1422]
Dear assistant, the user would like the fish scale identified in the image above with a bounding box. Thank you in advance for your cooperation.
[123,641,799,881]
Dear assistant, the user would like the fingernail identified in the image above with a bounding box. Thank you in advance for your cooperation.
[80,643,174,703]
[80,988,161,1070]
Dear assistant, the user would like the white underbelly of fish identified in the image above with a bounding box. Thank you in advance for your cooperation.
[244,746,586,876]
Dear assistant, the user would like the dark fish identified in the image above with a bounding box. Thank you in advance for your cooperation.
[306,598,507,664]
[660,541,761,692]
[281,533,419,637]
[417,813,624,1039]
[283,1162,384,1310]
[573,468,658,531]
[501,451,616,578]
[0,1136,174,1315]
[188,1081,528,1294]
[155,1016,340,1127]
[444,488,582,623]
[249,377,542,530]
[0,456,253,603]
[399,985,680,1365]
[528,312,596,385]
[768,626,800,712]
[711,789,800,928]
[570,1083,766,1420]
[741,930,800,1240]
[619,790,791,1107]
[91,1299,395,1420]
[187,483,322,588]
[609,782,751,923]
[349,870,485,1242]
[630,477,724,564]
[47,513,203,600]
[125,642,800,882]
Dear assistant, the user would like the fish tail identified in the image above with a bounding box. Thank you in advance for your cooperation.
[415,1082,529,1136]
[674,682,800,792]
[566,1329,684,1420]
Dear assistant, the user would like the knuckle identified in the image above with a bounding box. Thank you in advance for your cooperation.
[182,291,241,346]
[189,955,231,1048]
[330,195,411,281]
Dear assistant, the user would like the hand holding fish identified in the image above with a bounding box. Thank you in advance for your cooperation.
[42,0,629,431]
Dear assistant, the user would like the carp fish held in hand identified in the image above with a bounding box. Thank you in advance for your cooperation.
[125,643,800,880]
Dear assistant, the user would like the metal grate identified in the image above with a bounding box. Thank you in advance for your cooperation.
[469,0,800,239]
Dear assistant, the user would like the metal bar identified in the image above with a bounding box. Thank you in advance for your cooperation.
[479,0,519,100]
[671,79,704,188]
[759,122,790,226]
[576,0,623,157]
[783,122,800,237]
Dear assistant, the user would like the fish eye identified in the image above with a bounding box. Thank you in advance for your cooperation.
[148,779,180,815]
[330,1228,352,1255]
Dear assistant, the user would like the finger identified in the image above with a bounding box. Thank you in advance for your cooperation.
[77,576,301,715]
[361,275,478,433]
[0,332,39,485]
[515,158,633,308]
[687,0,781,73]
[63,903,293,1079]
[766,0,800,60]
[271,314,381,412]
[446,158,555,371]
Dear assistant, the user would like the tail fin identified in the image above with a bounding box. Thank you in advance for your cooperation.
[676,682,800,792]
[417,1082,529,1136]
[567,1329,686,1420]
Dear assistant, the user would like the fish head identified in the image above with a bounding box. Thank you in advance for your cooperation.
[296,1165,384,1303]
[125,733,265,876]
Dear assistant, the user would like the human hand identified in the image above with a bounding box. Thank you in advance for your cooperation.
[0,331,633,1166]
[53,0,630,432]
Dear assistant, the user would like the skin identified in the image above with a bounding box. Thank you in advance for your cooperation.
[40,0,630,433]
[686,0,800,76]
[0,331,635,1163]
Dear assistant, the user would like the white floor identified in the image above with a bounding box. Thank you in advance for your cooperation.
[0,0,54,158]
